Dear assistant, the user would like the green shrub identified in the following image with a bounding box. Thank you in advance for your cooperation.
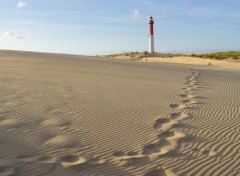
[199,51,240,60]
[143,51,148,55]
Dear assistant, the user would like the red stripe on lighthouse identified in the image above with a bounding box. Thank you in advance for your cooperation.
[149,17,154,35]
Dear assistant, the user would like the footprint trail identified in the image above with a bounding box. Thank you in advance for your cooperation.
[112,69,202,176]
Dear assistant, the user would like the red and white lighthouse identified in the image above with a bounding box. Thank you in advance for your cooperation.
[148,16,154,53]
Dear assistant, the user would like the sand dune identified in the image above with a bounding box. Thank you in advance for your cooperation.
[0,50,239,176]
[143,56,240,70]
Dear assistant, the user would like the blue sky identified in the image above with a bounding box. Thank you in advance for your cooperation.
[0,0,240,55]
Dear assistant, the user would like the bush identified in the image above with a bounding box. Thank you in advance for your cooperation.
[199,51,240,60]
[143,51,148,55]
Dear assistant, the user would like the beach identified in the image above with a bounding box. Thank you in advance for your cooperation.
[0,50,239,176]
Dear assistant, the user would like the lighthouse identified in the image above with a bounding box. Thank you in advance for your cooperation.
[148,16,154,53]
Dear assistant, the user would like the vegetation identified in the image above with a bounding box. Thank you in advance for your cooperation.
[103,51,240,62]
[192,51,240,60]
[103,51,156,60]
[103,51,182,59]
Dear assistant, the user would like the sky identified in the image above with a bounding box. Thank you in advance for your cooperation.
[0,0,240,55]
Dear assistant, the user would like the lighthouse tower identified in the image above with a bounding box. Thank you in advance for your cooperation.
[148,16,154,53]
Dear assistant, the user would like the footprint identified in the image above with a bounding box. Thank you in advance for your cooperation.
[159,131,186,155]
[182,99,191,103]
[153,118,170,129]
[61,155,86,169]
[158,131,175,140]
[141,130,185,161]
[169,103,188,110]
[44,135,75,147]
[180,94,188,98]
[0,118,21,128]
[169,104,179,109]
[126,151,139,156]
[61,155,80,163]
[143,143,161,155]
[155,119,177,132]
[186,94,197,99]
[171,112,189,121]
[113,151,125,157]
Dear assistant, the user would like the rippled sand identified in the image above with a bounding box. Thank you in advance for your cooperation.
[0,50,239,176]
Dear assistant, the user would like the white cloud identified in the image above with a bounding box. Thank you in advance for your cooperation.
[131,9,145,21]
[2,31,30,40]
[17,1,27,9]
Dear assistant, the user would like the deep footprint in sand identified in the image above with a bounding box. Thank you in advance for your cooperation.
[169,103,188,110]
[143,143,162,155]
[61,155,87,168]
[169,104,179,109]
[153,118,171,129]
[182,99,191,103]
[113,151,125,157]
[158,131,175,140]
[159,131,186,155]
[62,155,80,163]
[180,94,188,98]
[154,118,178,131]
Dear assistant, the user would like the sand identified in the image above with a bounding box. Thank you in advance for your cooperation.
[142,56,240,70]
[0,50,239,176]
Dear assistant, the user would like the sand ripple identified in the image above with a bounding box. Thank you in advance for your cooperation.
[0,51,239,176]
